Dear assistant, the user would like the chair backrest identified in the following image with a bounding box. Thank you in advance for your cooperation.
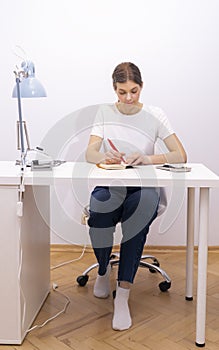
[157,187,167,216]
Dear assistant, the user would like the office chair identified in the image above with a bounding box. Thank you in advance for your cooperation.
[76,205,171,293]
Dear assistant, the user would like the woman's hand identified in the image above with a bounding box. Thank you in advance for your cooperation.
[126,133,188,165]
[126,152,150,165]
[104,150,126,164]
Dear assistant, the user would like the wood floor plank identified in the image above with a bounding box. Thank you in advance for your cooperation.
[37,336,74,350]
[1,248,219,350]
[28,336,61,350]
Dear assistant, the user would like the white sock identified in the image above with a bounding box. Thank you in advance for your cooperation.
[112,284,132,331]
[93,264,111,298]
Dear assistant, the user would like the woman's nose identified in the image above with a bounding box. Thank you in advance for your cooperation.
[126,92,132,100]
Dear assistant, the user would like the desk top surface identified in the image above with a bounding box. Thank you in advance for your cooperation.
[0,161,21,185]
[0,161,219,188]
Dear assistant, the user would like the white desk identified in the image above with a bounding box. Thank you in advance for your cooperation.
[0,162,50,344]
[1,161,218,346]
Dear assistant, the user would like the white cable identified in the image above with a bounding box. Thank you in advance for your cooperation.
[17,167,27,329]
[50,244,87,270]
[19,172,25,201]
[26,244,87,332]
[12,45,28,62]
[17,216,26,331]
[17,167,85,332]
[26,287,70,333]
[17,172,25,217]
[25,244,86,333]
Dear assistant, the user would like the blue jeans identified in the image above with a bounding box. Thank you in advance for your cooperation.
[88,186,160,283]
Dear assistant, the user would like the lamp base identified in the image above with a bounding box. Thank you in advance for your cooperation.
[31,160,53,171]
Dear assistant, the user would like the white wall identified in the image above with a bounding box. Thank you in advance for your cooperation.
[0,0,219,245]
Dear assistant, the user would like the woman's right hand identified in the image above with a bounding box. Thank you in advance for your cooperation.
[104,150,126,164]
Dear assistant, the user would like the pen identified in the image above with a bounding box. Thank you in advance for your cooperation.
[107,138,126,163]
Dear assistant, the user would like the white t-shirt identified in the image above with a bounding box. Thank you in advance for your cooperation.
[90,104,174,157]
[90,103,175,215]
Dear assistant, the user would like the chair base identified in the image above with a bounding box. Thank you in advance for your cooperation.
[76,252,171,292]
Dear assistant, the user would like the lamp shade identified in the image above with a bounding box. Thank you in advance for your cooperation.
[12,60,47,98]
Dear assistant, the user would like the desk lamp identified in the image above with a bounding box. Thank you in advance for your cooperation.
[12,60,47,170]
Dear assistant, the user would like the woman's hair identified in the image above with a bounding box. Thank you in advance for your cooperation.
[112,62,143,90]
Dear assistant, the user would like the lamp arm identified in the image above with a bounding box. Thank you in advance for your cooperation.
[15,77,25,169]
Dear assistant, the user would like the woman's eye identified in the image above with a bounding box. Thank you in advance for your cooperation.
[118,89,138,95]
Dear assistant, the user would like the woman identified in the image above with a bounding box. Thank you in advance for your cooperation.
[85,62,187,331]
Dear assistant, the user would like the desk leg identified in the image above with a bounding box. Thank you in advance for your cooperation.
[196,188,209,347]
[186,187,195,300]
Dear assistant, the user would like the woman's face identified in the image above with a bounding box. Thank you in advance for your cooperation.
[115,80,142,105]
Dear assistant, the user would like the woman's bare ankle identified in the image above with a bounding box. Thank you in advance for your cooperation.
[118,281,131,289]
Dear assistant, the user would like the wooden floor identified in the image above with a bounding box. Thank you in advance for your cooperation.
[1,247,219,350]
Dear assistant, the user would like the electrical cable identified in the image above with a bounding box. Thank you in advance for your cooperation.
[12,45,28,63]
[50,244,87,270]
[26,242,86,333]
[17,166,87,334]
[26,286,70,333]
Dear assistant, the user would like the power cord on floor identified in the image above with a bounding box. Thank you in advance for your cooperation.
[50,244,87,270]
[26,244,87,334]
[26,283,70,333]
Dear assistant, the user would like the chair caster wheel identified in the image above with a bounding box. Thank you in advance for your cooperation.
[76,275,89,286]
[159,281,171,292]
[149,261,160,273]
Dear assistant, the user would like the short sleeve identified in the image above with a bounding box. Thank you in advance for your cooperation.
[90,106,104,139]
[148,106,174,140]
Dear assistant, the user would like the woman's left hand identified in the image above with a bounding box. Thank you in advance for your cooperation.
[126,152,150,165]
